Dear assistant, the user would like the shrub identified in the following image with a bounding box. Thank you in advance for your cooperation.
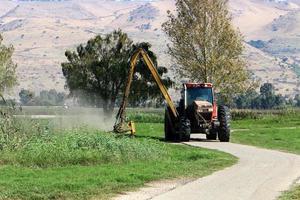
[0,104,47,151]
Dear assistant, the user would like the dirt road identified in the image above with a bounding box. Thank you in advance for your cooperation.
[115,135,300,200]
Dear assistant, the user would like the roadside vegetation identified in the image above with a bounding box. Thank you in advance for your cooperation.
[1,106,299,199]
[0,108,236,200]
[279,185,300,200]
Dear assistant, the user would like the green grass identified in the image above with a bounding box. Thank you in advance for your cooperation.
[0,144,235,200]
[0,128,164,167]
[279,185,300,200]
[232,111,300,154]
[0,119,236,200]
[231,111,300,199]
[232,111,300,129]
[232,128,300,154]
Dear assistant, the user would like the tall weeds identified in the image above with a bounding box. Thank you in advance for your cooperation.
[0,98,46,151]
[0,104,165,168]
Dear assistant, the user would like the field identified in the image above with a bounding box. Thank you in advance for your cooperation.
[0,107,236,200]
[232,110,300,155]
[1,107,300,199]
[231,110,300,199]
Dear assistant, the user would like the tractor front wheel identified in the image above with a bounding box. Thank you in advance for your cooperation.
[179,118,191,142]
[218,106,231,142]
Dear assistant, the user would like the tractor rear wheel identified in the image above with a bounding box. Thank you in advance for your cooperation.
[164,108,176,141]
[218,106,231,142]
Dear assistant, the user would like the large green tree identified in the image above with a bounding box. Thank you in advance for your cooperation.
[0,34,17,96]
[62,30,172,116]
[162,0,253,102]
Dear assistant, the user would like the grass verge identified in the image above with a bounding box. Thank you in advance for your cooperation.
[279,184,300,200]
[231,128,300,154]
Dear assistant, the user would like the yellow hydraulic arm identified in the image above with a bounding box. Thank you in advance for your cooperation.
[114,48,178,134]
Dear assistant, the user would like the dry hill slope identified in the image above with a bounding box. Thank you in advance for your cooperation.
[0,0,299,98]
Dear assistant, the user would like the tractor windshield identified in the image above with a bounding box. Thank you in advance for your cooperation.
[187,88,213,105]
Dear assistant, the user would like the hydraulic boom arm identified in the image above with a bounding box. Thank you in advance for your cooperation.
[114,48,178,134]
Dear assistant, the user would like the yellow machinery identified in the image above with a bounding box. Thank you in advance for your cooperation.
[113,48,178,135]
[113,48,231,142]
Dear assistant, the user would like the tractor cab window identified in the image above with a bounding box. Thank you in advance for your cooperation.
[187,87,213,105]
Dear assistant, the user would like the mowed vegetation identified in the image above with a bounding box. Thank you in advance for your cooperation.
[230,109,300,200]
[0,109,236,200]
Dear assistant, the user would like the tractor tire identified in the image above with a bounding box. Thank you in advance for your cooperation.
[179,118,191,142]
[218,106,231,142]
[206,129,217,140]
[164,108,176,141]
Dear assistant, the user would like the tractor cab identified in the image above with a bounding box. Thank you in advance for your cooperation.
[184,83,214,105]
[182,83,218,129]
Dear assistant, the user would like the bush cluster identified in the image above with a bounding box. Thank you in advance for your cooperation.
[0,105,44,151]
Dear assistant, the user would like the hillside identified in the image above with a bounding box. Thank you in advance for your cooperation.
[0,0,299,98]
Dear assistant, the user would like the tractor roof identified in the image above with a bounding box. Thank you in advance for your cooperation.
[185,83,213,88]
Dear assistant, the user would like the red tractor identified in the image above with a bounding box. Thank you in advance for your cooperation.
[114,49,230,143]
[165,83,231,142]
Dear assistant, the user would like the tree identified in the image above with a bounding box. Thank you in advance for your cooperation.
[19,89,35,105]
[128,42,173,107]
[295,94,300,107]
[38,89,66,106]
[19,89,66,106]
[233,83,285,109]
[62,30,172,116]
[234,89,259,109]
[162,0,252,102]
[0,34,17,96]
[259,83,276,109]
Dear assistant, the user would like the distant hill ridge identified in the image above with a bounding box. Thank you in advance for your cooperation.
[0,0,299,98]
